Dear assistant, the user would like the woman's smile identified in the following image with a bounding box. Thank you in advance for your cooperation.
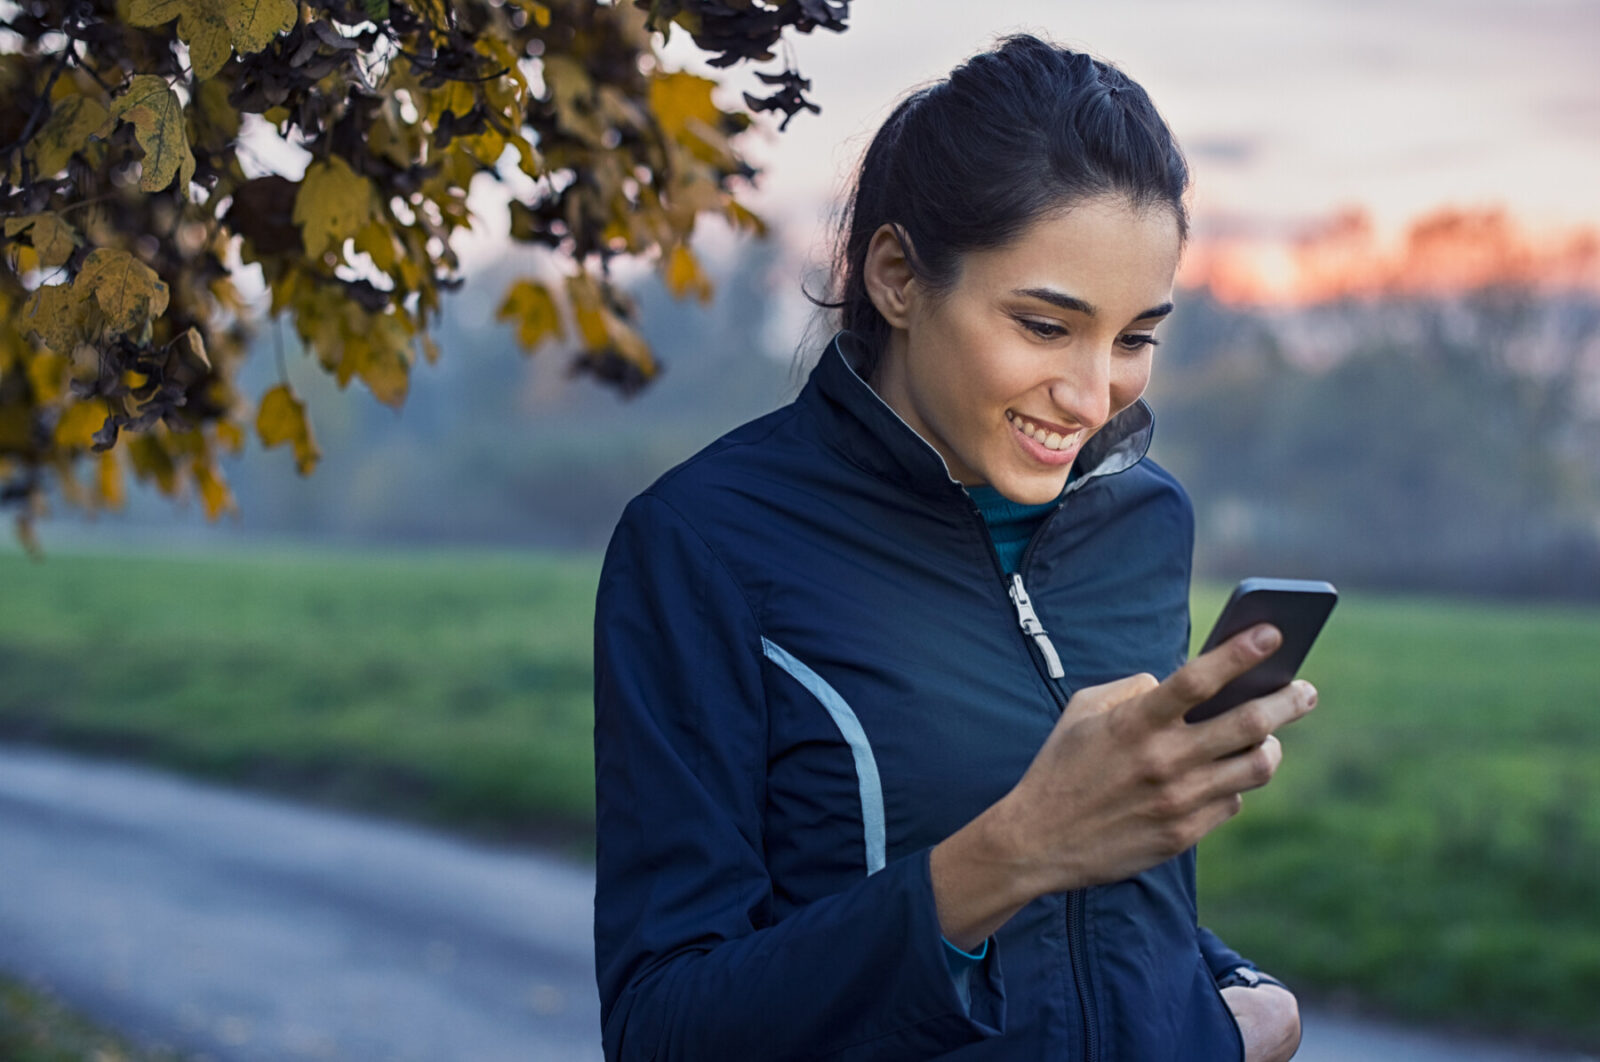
[1006,410,1084,465]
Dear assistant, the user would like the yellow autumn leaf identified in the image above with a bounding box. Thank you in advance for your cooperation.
[97,450,126,509]
[353,221,397,273]
[127,0,295,79]
[543,55,605,145]
[565,273,610,350]
[54,398,109,449]
[21,283,86,355]
[77,248,170,336]
[214,418,245,454]
[255,383,319,475]
[346,315,411,406]
[27,95,111,177]
[724,200,769,238]
[6,213,79,269]
[221,0,296,59]
[650,71,722,141]
[664,244,713,304]
[113,75,196,192]
[24,352,68,404]
[496,278,564,352]
[194,458,235,519]
[294,156,377,258]
[127,434,179,494]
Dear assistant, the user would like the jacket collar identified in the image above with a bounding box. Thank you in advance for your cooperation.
[800,330,1154,504]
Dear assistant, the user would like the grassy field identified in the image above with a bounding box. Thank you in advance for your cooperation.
[0,546,601,848]
[1,547,1597,1046]
[0,976,187,1061]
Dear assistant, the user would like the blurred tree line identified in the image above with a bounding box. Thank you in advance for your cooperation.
[62,232,1600,601]
[1149,284,1600,600]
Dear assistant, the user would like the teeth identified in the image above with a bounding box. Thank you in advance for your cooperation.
[1008,411,1081,452]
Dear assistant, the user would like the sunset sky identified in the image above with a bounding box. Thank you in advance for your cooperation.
[658,0,1599,253]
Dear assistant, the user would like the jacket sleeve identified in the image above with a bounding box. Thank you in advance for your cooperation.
[1197,925,1254,980]
[594,493,1005,1062]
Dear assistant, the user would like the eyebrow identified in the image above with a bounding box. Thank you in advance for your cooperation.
[1013,287,1175,322]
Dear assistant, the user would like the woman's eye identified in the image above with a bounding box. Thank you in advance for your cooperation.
[1117,333,1160,352]
[1019,318,1066,339]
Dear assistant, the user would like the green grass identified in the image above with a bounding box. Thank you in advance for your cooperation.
[0,976,188,1061]
[1189,584,1600,1047]
[0,546,600,846]
[2,548,1597,1046]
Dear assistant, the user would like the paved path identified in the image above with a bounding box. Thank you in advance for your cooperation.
[0,744,1591,1061]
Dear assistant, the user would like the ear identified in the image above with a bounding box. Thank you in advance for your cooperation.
[863,223,918,329]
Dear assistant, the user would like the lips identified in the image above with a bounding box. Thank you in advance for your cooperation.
[1006,409,1085,453]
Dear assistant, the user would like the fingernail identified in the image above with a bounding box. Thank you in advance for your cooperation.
[1296,680,1318,708]
[1250,625,1281,653]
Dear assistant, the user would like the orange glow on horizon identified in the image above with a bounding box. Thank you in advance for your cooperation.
[1180,207,1600,306]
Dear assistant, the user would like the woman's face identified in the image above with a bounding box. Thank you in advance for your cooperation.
[869,196,1182,505]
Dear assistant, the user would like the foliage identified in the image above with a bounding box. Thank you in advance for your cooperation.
[0,0,851,544]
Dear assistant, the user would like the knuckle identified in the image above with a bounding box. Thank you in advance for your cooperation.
[1136,743,1178,784]
[1236,702,1273,739]
[1168,668,1208,703]
[1149,783,1188,821]
[1158,819,1193,853]
[1245,745,1276,786]
[1133,671,1160,694]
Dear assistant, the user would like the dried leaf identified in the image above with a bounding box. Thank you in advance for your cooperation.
[20,284,86,355]
[54,398,110,449]
[97,450,126,509]
[77,248,170,336]
[664,244,713,303]
[650,71,722,140]
[255,383,319,475]
[128,0,295,79]
[113,75,197,192]
[294,156,377,258]
[26,95,111,177]
[194,458,234,518]
[6,214,79,269]
[496,278,565,352]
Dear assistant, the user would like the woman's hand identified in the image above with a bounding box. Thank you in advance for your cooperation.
[931,624,1317,950]
[1222,983,1301,1062]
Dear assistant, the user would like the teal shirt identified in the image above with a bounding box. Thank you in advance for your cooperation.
[966,484,1063,573]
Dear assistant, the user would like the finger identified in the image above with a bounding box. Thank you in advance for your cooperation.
[1133,624,1282,728]
[1201,734,1283,798]
[1194,680,1316,761]
[1063,671,1160,723]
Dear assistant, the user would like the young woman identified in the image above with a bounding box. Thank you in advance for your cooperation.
[593,35,1311,1061]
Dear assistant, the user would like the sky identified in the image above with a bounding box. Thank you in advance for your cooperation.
[657,0,1600,254]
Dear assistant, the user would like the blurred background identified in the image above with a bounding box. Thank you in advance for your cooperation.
[3,0,1598,1058]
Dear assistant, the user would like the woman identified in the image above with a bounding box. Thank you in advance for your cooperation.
[594,35,1311,1061]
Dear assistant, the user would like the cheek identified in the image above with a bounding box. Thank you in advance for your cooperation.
[1112,357,1154,411]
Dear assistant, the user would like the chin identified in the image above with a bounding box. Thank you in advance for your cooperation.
[993,475,1068,506]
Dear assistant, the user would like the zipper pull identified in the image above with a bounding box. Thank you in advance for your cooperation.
[1008,573,1065,679]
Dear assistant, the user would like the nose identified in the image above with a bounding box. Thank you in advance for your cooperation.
[1045,347,1113,429]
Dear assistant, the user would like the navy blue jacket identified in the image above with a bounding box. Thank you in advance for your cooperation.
[594,332,1253,1060]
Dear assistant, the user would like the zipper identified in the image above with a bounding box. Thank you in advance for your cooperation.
[965,497,1098,1060]
[1067,889,1101,1062]
[1007,573,1064,679]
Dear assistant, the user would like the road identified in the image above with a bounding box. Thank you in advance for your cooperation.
[0,743,1591,1061]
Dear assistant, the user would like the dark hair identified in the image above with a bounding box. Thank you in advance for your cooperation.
[828,35,1189,375]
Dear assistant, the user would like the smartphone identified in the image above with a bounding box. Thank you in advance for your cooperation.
[1184,578,1338,723]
